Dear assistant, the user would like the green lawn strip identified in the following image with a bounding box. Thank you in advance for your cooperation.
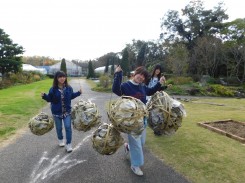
[0,79,52,139]
[146,98,245,183]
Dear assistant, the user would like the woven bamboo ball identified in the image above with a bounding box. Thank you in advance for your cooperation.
[92,123,124,155]
[28,112,54,136]
[147,91,186,135]
[108,96,148,136]
[71,99,101,132]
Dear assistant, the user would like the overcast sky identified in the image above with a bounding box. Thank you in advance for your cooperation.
[1,0,244,61]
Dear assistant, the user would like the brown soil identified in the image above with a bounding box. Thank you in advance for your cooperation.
[207,120,245,139]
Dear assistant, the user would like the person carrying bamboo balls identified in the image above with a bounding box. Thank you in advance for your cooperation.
[41,71,82,153]
[111,65,167,176]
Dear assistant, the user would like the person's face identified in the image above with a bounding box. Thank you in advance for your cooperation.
[57,76,66,84]
[155,69,160,75]
[133,73,145,83]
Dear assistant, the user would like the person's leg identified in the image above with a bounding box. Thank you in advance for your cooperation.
[140,128,146,146]
[128,134,144,167]
[53,116,63,140]
[63,115,72,144]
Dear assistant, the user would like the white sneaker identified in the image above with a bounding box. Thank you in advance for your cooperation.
[58,140,65,147]
[65,144,72,153]
[124,143,130,159]
[131,166,143,176]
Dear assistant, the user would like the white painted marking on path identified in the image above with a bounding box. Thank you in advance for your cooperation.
[29,134,92,183]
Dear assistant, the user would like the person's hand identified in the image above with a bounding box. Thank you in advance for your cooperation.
[115,65,122,73]
[79,88,82,94]
[41,93,45,97]
[159,76,166,85]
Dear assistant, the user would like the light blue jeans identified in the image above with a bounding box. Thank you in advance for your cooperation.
[53,115,72,144]
[128,118,147,167]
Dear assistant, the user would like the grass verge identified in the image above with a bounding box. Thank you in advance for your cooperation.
[0,79,52,142]
[146,97,245,183]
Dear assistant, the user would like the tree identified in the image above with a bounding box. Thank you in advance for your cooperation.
[144,41,166,70]
[110,57,115,75]
[160,0,228,50]
[222,18,245,83]
[104,58,109,74]
[192,36,222,77]
[0,28,24,77]
[87,60,95,79]
[166,43,189,76]
[120,48,130,76]
[60,58,67,74]
[136,43,147,66]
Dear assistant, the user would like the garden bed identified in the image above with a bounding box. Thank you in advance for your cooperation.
[197,119,245,143]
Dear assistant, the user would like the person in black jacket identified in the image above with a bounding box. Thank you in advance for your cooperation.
[112,65,165,176]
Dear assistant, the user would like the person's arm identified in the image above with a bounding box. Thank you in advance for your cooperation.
[71,86,82,99]
[146,75,171,95]
[41,88,53,102]
[160,84,172,90]
[112,71,123,96]
[112,65,124,96]
[146,82,162,96]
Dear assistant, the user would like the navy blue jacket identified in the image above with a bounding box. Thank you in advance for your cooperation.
[112,71,162,104]
[42,86,81,116]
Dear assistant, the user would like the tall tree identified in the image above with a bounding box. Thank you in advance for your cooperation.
[192,36,222,76]
[160,0,228,49]
[120,48,130,76]
[166,43,189,76]
[222,18,245,83]
[136,43,147,66]
[0,28,24,77]
[104,58,109,74]
[60,58,67,74]
[87,60,95,79]
[110,57,115,75]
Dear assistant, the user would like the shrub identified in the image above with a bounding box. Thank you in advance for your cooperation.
[99,75,111,88]
[33,74,41,81]
[207,77,219,84]
[207,84,234,97]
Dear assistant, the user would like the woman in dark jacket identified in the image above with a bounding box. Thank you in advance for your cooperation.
[41,71,82,153]
[112,65,165,176]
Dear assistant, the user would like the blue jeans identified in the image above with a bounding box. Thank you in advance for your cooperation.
[128,117,147,167]
[53,115,72,144]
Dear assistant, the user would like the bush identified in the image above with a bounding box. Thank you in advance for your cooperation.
[0,71,44,89]
[33,74,41,81]
[99,75,111,88]
[206,84,234,97]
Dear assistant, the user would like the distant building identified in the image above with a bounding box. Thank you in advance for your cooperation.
[94,65,116,74]
[36,66,50,74]
[22,64,47,74]
[48,60,82,77]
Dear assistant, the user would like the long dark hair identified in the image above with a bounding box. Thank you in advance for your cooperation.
[53,71,68,88]
[150,64,162,80]
[133,66,149,83]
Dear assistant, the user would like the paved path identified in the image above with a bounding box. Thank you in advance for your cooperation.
[0,78,191,183]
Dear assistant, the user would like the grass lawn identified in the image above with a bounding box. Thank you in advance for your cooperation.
[146,97,245,183]
[0,79,52,141]
[0,78,245,183]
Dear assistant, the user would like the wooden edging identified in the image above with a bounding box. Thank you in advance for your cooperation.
[197,119,245,143]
